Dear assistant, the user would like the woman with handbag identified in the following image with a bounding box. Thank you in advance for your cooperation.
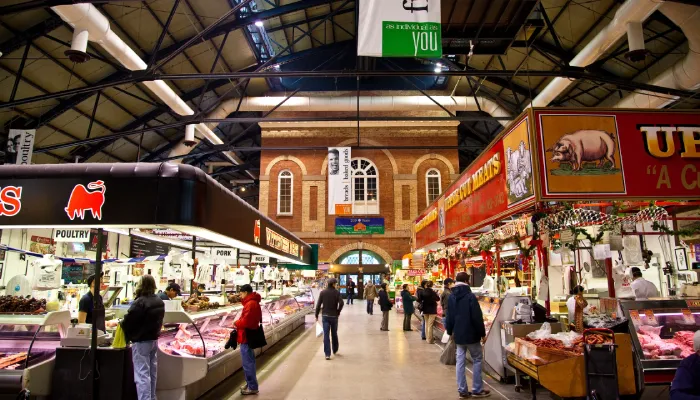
[121,275,165,400]
[235,284,263,396]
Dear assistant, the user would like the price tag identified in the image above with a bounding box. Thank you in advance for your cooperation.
[644,310,658,326]
[611,312,617,319]
[629,310,641,327]
[682,309,695,325]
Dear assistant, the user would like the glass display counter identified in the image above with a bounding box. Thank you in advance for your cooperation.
[0,310,70,396]
[621,298,700,386]
[156,291,310,400]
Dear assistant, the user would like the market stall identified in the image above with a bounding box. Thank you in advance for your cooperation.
[0,162,315,399]
[412,108,700,397]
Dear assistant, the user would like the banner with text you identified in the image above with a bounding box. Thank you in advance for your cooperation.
[358,0,442,58]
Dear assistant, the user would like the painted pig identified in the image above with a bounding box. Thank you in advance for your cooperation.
[547,130,616,171]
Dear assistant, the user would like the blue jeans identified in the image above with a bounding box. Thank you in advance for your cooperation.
[421,314,426,339]
[366,299,374,315]
[322,316,339,357]
[347,293,354,304]
[240,343,259,391]
[456,343,484,395]
[131,340,158,400]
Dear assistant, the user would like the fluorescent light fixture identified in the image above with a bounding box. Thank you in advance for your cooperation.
[436,62,443,67]
[254,20,264,27]
[434,67,442,73]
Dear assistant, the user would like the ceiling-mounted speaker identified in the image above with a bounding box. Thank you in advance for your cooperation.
[184,124,196,147]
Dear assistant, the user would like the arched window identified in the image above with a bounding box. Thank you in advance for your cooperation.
[425,168,442,204]
[351,158,379,214]
[277,170,293,215]
[337,250,384,265]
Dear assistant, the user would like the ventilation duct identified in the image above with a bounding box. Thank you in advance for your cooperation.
[625,21,648,62]
[207,95,511,127]
[65,29,90,63]
[615,2,700,108]
[51,4,251,176]
[531,0,661,107]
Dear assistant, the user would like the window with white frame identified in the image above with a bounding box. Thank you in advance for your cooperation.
[277,170,293,215]
[426,168,442,204]
[351,158,379,214]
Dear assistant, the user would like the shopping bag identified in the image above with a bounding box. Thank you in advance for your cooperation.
[112,324,126,349]
[439,337,456,365]
[316,321,323,337]
[441,331,450,344]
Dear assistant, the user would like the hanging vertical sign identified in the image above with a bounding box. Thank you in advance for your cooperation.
[358,0,442,58]
[6,129,35,165]
[328,147,352,215]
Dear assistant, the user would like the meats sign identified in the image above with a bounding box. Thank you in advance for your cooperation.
[534,110,700,200]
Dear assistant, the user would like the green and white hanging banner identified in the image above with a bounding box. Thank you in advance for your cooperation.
[358,0,442,58]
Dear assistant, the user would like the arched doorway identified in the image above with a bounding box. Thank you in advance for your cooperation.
[333,249,388,299]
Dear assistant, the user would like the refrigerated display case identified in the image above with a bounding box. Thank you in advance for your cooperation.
[156,291,311,400]
[0,310,70,396]
[621,298,700,386]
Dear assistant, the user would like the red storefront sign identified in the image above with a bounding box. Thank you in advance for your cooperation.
[442,115,535,238]
[533,110,700,200]
[413,203,438,250]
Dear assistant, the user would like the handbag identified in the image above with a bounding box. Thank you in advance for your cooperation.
[245,319,267,349]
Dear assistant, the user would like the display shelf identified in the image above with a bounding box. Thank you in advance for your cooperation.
[0,310,70,396]
[620,298,700,386]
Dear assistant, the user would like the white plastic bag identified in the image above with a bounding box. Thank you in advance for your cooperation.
[526,322,552,340]
[441,331,450,344]
[315,321,323,338]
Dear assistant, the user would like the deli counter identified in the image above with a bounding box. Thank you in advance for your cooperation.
[157,288,314,400]
[620,298,700,386]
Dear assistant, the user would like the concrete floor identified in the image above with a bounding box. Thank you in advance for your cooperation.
[199,300,542,400]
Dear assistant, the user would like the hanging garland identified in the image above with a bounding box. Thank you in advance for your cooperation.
[425,251,437,269]
[652,221,700,238]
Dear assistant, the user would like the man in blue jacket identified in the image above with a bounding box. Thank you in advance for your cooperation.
[670,331,700,400]
[446,272,490,398]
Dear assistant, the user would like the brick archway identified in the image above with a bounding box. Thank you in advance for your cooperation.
[411,153,456,175]
[327,242,394,264]
[264,155,308,176]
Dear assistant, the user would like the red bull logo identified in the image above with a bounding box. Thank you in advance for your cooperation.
[65,180,106,220]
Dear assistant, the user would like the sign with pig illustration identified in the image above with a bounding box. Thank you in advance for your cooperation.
[534,110,700,200]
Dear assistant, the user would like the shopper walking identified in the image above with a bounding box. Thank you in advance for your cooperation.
[121,275,165,400]
[446,272,490,398]
[420,281,440,344]
[400,284,417,331]
[346,278,357,305]
[315,278,344,360]
[363,280,378,315]
[235,284,263,395]
[416,280,428,340]
[440,278,455,327]
[670,331,700,399]
[378,283,392,331]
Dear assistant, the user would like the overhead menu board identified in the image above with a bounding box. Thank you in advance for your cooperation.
[129,236,170,258]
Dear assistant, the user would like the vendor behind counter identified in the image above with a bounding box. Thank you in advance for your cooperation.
[78,273,106,332]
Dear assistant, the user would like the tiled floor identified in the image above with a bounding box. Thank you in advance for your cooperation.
[199,300,542,400]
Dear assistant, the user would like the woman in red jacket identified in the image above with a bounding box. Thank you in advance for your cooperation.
[235,284,262,396]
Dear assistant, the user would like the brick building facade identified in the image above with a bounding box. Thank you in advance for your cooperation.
[258,117,459,268]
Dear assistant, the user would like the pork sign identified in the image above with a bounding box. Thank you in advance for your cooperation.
[534,110,700,200]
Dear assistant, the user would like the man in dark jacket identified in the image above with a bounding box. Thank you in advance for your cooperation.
[121,275,165,400]
[416,280,428,340]
[420,281,440,344]
[670,331,700,400]
[346,278,356,305]
[400,284,417,331]
[441,278,454,327]
[446,272,490,398]
[316,278,344,360]
[378,283,393,331]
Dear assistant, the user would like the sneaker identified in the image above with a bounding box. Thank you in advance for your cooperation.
[240,385,248,391]
[471,390,490,398]
[325,356,331,360]
[241,388,259,395]
[459,393,472,399]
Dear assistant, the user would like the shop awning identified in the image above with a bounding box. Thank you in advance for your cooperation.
[0,163,312,265]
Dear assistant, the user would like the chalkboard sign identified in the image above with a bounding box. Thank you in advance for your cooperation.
[129,236,170,258]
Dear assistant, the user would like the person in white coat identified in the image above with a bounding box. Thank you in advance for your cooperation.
[630,267,660,300]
